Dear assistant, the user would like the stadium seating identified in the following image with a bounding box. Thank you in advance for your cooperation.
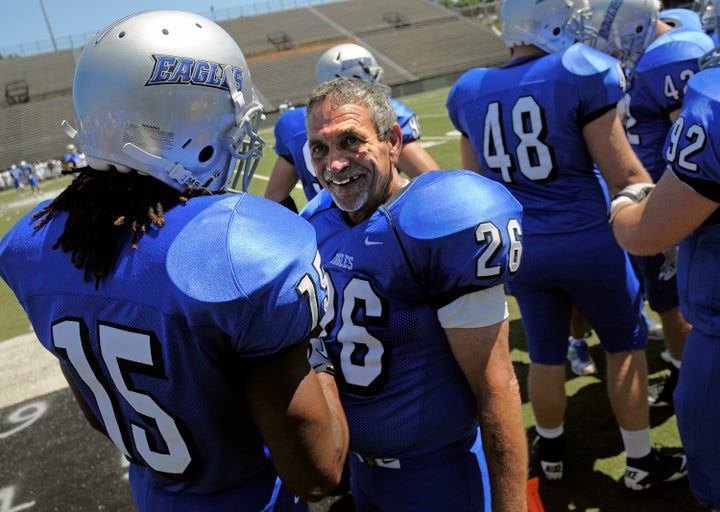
[0,0,509,170]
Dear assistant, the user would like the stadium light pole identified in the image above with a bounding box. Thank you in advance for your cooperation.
[39,0,58,52]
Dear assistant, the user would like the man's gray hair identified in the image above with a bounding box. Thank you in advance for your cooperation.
[306,77,397,141]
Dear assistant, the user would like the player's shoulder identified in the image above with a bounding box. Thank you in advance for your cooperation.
[274,106,308,134]
[167,194,317,302]
[686,68,720,105]
[660,8,702,31]
[300,189,335,221]
[661,26,713,46]
[560,43,622,76]
[451,67,487,92]
[391,170,522,235]
[644,26,714,57]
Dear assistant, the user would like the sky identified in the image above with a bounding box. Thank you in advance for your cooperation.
[0,0,305,55]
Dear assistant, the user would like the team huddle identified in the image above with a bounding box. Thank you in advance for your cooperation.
[1,1,720,511]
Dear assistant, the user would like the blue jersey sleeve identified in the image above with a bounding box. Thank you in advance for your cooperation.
[272,107,322,201]
[390,98,422,143]
[272,108,306,163]
[392,171,523,308]
[664,70,720,200]
[167,195,325,356]
[560,43,627,122]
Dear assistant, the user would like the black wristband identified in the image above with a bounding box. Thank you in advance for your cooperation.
[313,363,336,376]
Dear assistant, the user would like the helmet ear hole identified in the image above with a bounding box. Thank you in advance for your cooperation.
[198,145,215,163]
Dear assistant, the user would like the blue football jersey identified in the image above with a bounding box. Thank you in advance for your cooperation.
[447,43,623,235]
[663,69,720,338]
[273,98,422,201]
[625,27,714,181]
[301,170,523,459]
[0,194,326,497]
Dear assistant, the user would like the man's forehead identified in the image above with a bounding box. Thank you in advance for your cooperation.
[309,101,372,134]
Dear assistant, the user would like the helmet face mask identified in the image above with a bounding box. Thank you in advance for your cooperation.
[696,0,718,32]
[66,10,265,193]
[697,0,720,70]
[572,0,659,73]
[316,43,385,85]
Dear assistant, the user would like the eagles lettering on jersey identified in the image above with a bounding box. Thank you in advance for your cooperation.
[301,170,522,459]
[447,43,622,235]
[147,54,244,91]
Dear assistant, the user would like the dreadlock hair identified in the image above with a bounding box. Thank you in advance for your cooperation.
[32,167,215,289]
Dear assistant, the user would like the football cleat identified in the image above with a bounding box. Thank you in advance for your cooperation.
[567,338,597,376]
[625,449,687,490]
[531,435,564,481]
[648,366,679,408]
[643,313,664,341]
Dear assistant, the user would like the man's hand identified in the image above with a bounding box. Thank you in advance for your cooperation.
[609,183,655,224]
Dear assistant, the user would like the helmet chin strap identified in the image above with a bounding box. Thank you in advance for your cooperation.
[122,142,195,190]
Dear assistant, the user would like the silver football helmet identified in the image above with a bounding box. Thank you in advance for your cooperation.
[695,0,720,69]
[573,0,659,73]
[695,0,718,33]
[62,10,265,193]
[501,0,581,53]
[315,43,384,85]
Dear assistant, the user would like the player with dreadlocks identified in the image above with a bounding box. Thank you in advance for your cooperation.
[0,10,348,512]
[31,170,213,287]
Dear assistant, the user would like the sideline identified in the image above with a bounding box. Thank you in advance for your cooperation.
[0,332,67,410]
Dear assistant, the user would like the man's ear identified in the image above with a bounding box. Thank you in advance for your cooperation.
[388,123,403,162]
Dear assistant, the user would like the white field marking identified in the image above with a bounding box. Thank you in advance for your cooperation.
[0,333,67,410]
[0,485,36,511]
[0,402,47,440]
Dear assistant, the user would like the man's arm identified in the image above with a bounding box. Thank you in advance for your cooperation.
[459,135,483,174]
[583,108,653,195]
[243,341,349,502]
[265,156,301,206]
[396,140,439,178]
[445,319,528,512]
[611,169,719,255]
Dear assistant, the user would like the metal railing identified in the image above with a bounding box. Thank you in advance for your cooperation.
[0,0,346,58]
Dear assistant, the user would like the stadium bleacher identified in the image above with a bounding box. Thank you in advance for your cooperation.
[0,0,509,170]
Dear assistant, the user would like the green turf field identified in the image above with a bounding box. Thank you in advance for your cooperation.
[0,86,705,511]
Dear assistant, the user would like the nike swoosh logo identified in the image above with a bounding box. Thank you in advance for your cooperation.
[315,340,329,359]
[364,236,383,246]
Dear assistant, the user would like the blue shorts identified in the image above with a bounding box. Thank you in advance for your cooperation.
[348,428,490,511]
[675,329,720,509]
[630,253,680,313]
[129,463,307,512]
[507,224,647,365]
